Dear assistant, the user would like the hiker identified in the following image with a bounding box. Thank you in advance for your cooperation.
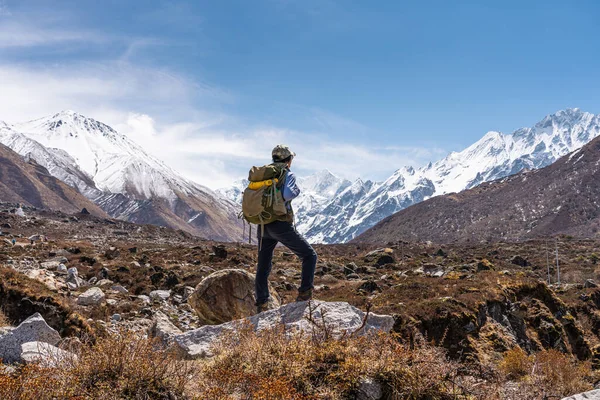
[242,145,318,313]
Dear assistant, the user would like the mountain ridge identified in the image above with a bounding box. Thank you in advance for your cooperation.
[354,130,600,243]
[1,111,243,241]
[218,108,600,243]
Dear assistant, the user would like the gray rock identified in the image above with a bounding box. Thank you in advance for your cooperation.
[149,290,171,302]
[96,279,114,287]
[77,287,105,306]
[585,279,598,289]
[67,267,85,288]
[149,311,183,345]
[20,341,77,367]
[57,263,68,274]
[40,261,60,270]
[562,390,600,400]
[111,314,121,322]
[175,300,394,359]
[138,295,151,305]
[357,377,383,400]
[111,285,129,294]
[0,313,61,364]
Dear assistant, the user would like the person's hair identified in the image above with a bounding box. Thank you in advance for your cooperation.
[273,155,293,164]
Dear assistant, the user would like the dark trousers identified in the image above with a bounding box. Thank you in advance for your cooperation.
[255,220,317,305]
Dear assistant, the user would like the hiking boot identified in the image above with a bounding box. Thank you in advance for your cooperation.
[295,288,313,302]
[256,302,269,314]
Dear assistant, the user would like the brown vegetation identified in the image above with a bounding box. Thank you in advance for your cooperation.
[0,309,8,327]
[0,330,193,400]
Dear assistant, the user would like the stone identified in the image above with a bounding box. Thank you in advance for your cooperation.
[423,264,446,277]
[150,290,171,302]
[364,248,395,266]
[561,390,600,400]
[0,313,61,364]
[358,280,380,293]
[111,285,129,294]
[138,295,151,305]
[175,301,395,358]
[188,269,280,325]
[25,269,63,291]
[510,255,529,267]
[346,273,361,280]
[96,279,114,287]
[57,264,68,274]
[357,377,383,400]
[105,247,120,260]
[212,244,228,259]
[77,287,106,306]
[111,314,121,322]
[585,279,598,288]
[67,267,85,288]
[97,267,109,279]
[40,261,60,270]
[149,311,183,345]
[20,341,77,367]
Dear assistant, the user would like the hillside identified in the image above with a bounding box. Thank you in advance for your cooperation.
[1,112,243,241]
[0,143,106,216]
[356,133,600,243]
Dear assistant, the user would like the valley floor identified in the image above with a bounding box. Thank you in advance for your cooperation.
[1,203,599,399]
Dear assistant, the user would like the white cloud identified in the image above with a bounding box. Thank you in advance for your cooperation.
[0,12,447,190]
[0,60,447,189]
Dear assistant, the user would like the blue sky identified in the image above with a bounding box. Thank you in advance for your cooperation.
[0,0,599,187]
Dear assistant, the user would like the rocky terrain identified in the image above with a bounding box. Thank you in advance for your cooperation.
[356,124,600,244]
[1,203,600,398]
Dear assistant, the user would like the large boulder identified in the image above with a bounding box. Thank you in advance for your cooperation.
[0,313,61,364]
[175,300,394,358]
[20,341,77,367]
[562,390,600,400]
[188,269,280,325]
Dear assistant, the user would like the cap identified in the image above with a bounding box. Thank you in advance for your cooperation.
[272,144,296,162]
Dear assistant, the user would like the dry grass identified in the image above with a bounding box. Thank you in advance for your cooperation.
[0,324,596,399]
[497,347,595,398]
[194,325,479,400]
[0,330,195,400]
[0,310,9,327]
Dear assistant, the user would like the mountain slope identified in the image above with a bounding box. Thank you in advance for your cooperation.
[0,142,107,216]
[355,134,600,243]
[3,112,242,241]
[297,108,600,243]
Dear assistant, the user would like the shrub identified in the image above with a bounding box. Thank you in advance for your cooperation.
[0,329,195,399]
[498,347,532,379]
[497,348,594,398]
[195,325,477,399]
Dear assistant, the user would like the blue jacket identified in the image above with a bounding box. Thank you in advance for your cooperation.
[282,170,300,203]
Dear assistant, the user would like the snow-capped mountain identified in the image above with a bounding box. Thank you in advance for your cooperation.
[0,111,243,241]
[222,108,600,244]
